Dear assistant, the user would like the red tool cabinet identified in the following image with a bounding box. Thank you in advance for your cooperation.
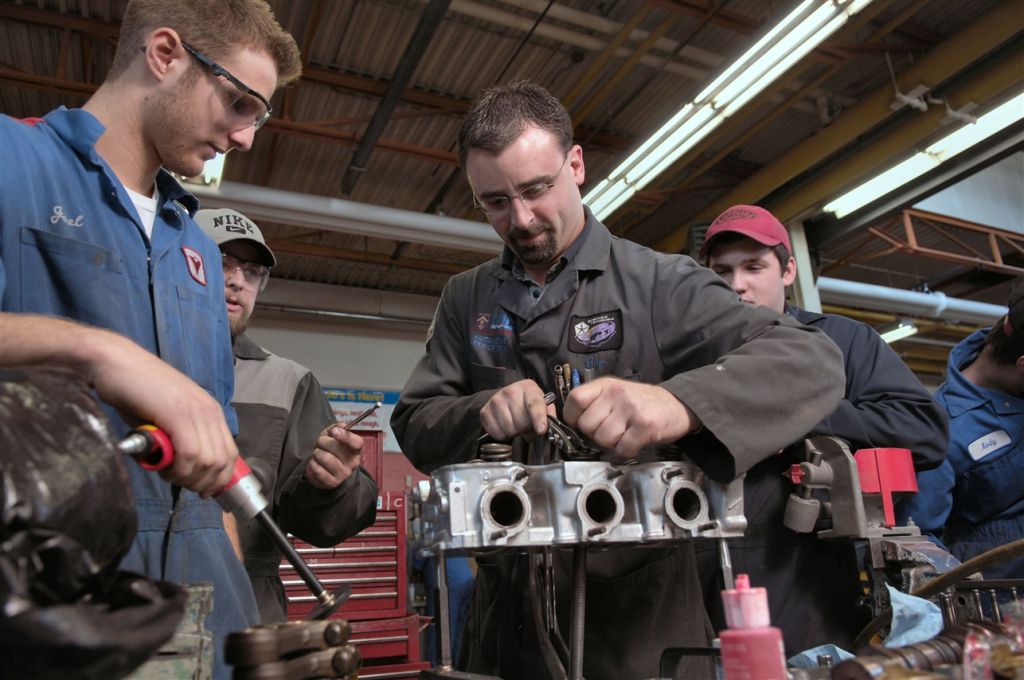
[283,434,429,671]
[283,505,407,620]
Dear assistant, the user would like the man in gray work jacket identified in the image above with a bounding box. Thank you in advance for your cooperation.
[390,81,846,680]
[197,208,378,623]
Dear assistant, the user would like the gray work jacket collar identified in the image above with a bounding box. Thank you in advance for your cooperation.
[491,206,610,322]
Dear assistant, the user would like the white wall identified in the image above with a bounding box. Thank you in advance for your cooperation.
[915,152,1024,232]
[245,311,434,488]
[245,310,428,391]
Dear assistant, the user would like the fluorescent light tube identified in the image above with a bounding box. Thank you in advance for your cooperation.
[824,90,1024,218]
[879,319,918,343]
[584,0,875,221]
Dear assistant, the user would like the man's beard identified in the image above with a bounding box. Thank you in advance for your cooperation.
[509,225,557,269]
[229,314,248,338]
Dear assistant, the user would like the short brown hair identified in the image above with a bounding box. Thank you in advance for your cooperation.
[457,80,573,167]
[109,0,301,86]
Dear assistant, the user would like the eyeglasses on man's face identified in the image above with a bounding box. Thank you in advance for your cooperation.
[473,151,570,215]
[222,252,270,291]
[181,42,273,130]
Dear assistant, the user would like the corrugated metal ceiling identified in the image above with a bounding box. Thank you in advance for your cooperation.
[1,0,1020,374]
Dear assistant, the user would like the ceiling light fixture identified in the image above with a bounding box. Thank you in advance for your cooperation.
[584,0,875,221]
[879,318,919,344]
[824,90,1024,218]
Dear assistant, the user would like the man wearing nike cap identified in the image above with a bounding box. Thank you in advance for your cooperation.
[197,207,377,623]
[701,204,948,654]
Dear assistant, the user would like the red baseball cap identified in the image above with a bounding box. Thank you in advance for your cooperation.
[701,204,792,259]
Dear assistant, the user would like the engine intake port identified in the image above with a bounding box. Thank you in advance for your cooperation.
[488,489,525,528]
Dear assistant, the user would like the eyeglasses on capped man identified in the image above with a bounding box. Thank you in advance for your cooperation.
[221,252,271,292]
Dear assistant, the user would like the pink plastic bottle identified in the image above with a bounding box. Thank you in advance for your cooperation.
[719,573,788,680]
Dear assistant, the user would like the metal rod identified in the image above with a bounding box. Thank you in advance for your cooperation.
[718,536,735,590]
[343,401,382,430]
[437,552,453,669]
[255,511,328,603]
[989,589,1002,623]
[570,545,587,680]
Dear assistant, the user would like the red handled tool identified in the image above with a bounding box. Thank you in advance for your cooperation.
[117,426,350,620]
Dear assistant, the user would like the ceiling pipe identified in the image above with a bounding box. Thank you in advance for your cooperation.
[189,180,503,254]
[193,180,1006,325]
[817,276,1007,325]
[256,303,431,328]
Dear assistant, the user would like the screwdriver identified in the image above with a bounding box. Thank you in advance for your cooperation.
[118,425,350,620]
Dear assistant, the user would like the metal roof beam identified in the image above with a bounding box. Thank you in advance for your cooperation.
[340,0,451,194]
[653,0,1024,252]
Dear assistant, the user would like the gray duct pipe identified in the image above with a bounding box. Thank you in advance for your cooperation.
[818,276,1007,325]
[191,182,1007,325]
[190,181,503,254]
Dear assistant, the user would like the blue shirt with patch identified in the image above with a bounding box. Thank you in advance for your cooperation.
[897,329,1024,577]
[0,108,258,678]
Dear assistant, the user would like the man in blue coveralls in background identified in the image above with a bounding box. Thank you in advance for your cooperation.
[898,283,1024,579]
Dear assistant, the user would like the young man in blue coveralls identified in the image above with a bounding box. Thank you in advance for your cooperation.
[0,2,300,677]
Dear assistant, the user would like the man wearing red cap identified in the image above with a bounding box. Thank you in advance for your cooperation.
[897,284,1024,579]
[701,204,948,654]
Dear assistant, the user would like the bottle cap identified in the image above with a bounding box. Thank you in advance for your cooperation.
[721,573,771,629]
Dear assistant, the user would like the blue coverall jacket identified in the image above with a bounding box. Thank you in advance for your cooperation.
[897,329,1024,578]
[0,108,260,679]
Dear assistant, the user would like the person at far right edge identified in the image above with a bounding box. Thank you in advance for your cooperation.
[702,204,949,655]
[898,282,1024,579]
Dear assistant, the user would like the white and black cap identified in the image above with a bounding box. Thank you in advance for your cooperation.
[194,208,276,268]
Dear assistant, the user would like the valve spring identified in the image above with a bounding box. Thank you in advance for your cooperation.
[478,442,513,462]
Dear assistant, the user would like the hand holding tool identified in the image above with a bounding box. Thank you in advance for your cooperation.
[118,425,351,620]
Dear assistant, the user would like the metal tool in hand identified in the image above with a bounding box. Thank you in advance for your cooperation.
[545,416,599,461]
[477,391,557,444]
[342,401,381,431]
[118,426,351,620]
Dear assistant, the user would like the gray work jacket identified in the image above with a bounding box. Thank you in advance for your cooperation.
[233,334,378,623]
[392,210,845,679]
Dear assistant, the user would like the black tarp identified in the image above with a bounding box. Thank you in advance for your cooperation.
[0,367,184,679]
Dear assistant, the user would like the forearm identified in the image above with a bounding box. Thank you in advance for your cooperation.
[0,312,127,377]
[815,397,949,471]
[0,313,239,494]
[392,388,497,472]
[669,322,845,482]
[280,466,378,547]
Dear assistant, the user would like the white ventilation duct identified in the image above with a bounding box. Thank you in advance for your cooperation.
[189,181,503,254]
[818,277,1007,325]
[191,182,1007,326]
